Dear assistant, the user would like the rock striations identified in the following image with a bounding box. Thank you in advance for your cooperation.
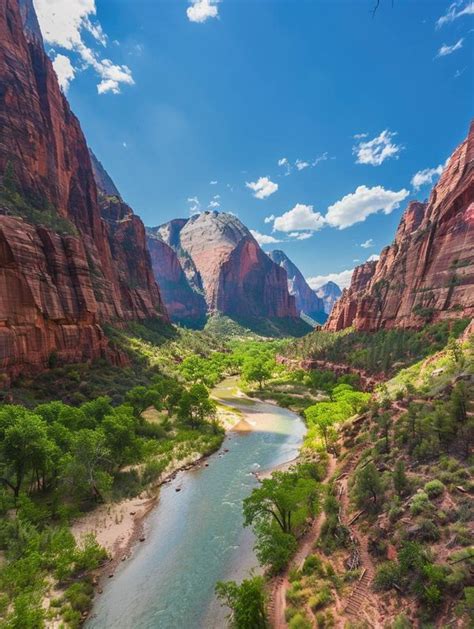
[326,123,474,332]
[0,0,167,380]
[147,212,299,324]
[315,281,342,315]
[268,250,327,323]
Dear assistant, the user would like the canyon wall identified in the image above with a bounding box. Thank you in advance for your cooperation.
[326,123,474,332]
[0,0,167,379]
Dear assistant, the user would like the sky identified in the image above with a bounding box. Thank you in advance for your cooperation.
[33,0,473,289]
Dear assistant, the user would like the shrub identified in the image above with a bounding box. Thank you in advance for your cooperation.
[309,587,332,611]
[288,613,312,629]
[373,561,401,591]
[424,479,445,498]
[64,581,93,612]
[301,554,324,577]
[410,491,431,516]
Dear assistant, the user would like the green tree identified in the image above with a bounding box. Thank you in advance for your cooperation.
[242,356,275,390]
[178,384,216,429]
[1,410,52,497]
[215,576,267,629]
[62,430,112,502]
[243,471,318,535]
[353,462,384,511]
[392,460,408,496]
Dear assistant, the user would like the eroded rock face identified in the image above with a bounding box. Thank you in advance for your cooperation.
[268,250,326,323]
[315,281,342,315]
[0,0,167,379]
[148,212,298,322]
[325,124,474,331]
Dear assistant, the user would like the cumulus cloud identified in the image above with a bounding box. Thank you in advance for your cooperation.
[208,200,220,209]
[307,269,355,291]
[411,164,444,190]
[360,238,374,248]
[273,204,325,233]
[264,214,275,224]
[187,0,219,23]
[436,1,474,28]
[246,176,279,199]
[52,53,75,92]
[312,152,329,166]
[325,185,409,229]
[33,0,134,94]
[210,180,218,185]
[250,230,281,246]
[353,130,402,166]
[367,254,380,262]
[436,38,464,57]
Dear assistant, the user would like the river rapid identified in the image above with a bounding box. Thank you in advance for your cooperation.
[87,378,306,629]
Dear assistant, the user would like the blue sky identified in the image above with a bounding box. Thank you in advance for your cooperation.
[33,0,473,287]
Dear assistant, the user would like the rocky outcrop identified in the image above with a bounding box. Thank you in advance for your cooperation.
[0,0,167,379]
[268,250,327,323]
[315,281,342,315]
[148,211,299,323]
[326,123,474,332]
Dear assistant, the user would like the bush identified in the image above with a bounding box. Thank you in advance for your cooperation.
[424,479,445,498]
[309,587,332,611]
[410,491,431,516]
[373,561,401,591]
[288,613,312,629]
[64,581,93,612]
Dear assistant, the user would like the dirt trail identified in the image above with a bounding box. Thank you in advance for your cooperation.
[269,453,337,629]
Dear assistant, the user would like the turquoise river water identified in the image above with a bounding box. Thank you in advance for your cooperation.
[87,379,305,629]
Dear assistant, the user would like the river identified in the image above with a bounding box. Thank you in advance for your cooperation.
[86,378,306,629]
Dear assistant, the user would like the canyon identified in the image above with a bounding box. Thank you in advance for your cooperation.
[326,123,474,332]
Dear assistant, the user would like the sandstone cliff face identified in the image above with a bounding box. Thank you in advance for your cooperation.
[268,250,326,323]
[0,0,167,378]
[148,211,298,322]
[315,281,342,315]
[326,124,474,332]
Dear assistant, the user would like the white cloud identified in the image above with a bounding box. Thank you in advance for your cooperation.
[289,231,313,240]
[278,157,291,176]
[213,194,220,200]
[367,254,380,262]
[122,141,127,148]
[264,214,275,224]
[273,203,325,232]
[353,133,368,140]
[436,38,464,57]
[187,196,201,214]
[411,164,444,190]
[187,0,219,23]
[208,200,220,209]
[307,269,354,290]
[246,176,279,199]
[312,152,329,166]
[52,53,75,92]
[436,1,474,28]
[250,230,281,246]
[33,0,134,94]
[360,238,374,248]
[295,159,310,171]
[210,180,218,185]
[353,129,402,166]
[325,185,409,229]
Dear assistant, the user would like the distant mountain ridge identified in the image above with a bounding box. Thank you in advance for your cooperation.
[268,250,327,324]
[326,122,474,331]
[315,281,342,315]
[147,212,304,330]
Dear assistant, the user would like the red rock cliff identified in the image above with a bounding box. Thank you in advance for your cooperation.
[148,211,298,322]
[0,0,167,379]
[326,123,474,331]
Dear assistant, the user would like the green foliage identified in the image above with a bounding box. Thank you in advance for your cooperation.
[424,479,445,498]
[215,576,267,628]
[353,462,384,512]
